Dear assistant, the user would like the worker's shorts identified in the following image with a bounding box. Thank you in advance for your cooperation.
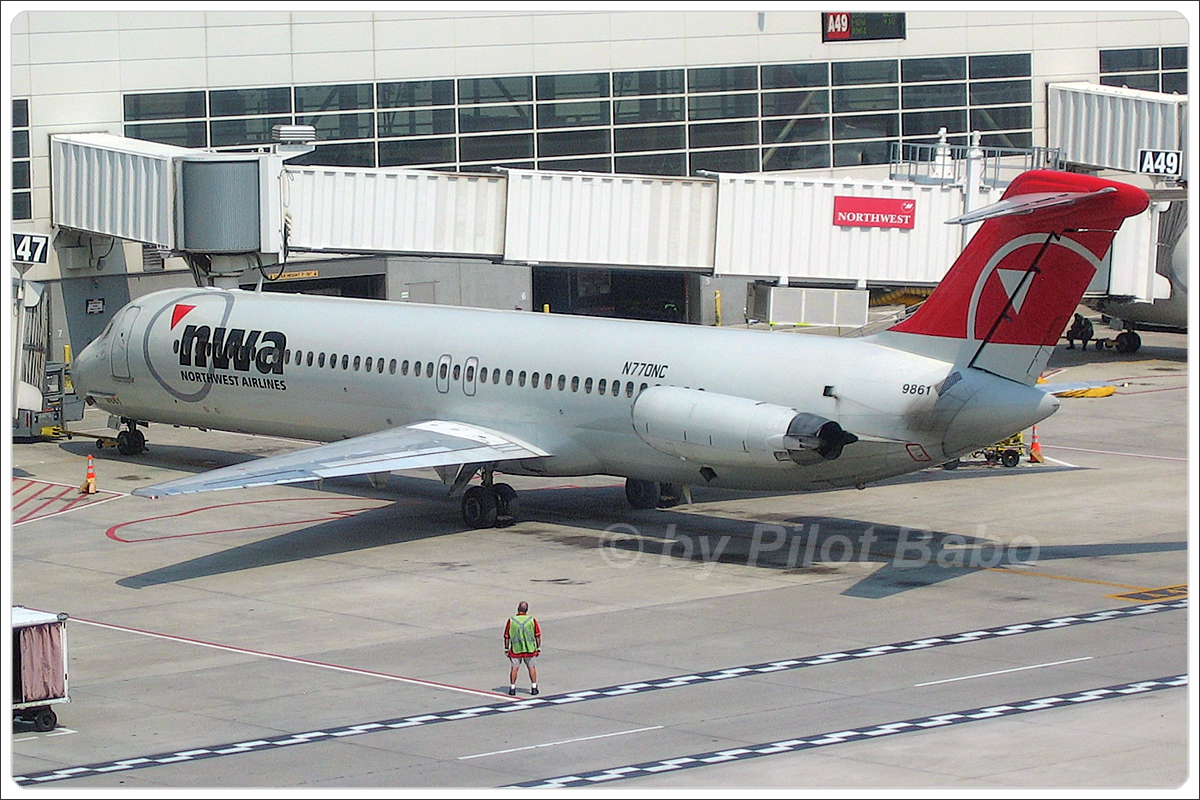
[509,654,537,667]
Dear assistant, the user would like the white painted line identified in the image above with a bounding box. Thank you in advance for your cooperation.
[1042,455,1080,469]
[12,492,128,527]
[1041,444,1186,463]
[68,617,508,700]
[915,656,1093,687]
[458,725,664,760]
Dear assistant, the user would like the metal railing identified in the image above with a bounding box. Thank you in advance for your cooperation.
[890,139,1060,189]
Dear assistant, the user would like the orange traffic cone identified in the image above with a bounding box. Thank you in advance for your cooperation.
[79,454,97,494]
[1029,426,1044,464]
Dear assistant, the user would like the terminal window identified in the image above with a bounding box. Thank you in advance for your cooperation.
[119,51,1034,176]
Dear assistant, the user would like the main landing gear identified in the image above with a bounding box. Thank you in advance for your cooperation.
[625,478,683,509]
[461,470,519,529]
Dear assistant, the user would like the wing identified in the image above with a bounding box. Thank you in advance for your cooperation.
[131,420,551,498]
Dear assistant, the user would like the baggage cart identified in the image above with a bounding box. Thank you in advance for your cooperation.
[12,607,70,731]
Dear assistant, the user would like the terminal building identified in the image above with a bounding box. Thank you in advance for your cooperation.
[8,9,1192,413]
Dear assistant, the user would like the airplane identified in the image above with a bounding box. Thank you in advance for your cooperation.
[71,170,1149,529]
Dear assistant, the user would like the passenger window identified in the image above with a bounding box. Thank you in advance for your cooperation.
[518,371,527,387]
[378,358,385,373]
[532,372,540,388]
[571,376,579,392]
[400,360,407,375]
[598,379,607,394]
[557,375,565,391]
[341,355,349,370]
[506,369,514,386]
[329,353,337,368]
[626,382,634,398]
[611,380,620,396]
[640,382,648,393]
[585,377,593,394]
[306,352,313,367]
[365,356,373,372]
[439,363,449,380]
[453,364,461,380]
[493,369,501,384]
[466,365,475,382]
[354,356,362,371]
[318,353,326,367]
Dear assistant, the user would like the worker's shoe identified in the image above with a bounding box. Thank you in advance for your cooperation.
[531,688,539,695]
[508,688,516,696]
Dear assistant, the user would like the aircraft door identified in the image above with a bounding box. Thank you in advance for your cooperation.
[109,305,141,381]
[464,356,479,396]
[436,354,452,394]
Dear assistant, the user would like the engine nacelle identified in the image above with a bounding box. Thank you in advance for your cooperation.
[630,386,857,470]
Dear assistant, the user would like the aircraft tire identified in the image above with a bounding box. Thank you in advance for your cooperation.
[494,483,519,523]
[1115,331,1141,354]
[658,483,681,508]
[116,430,135,456]
[625,478,659,510]
[462,486,499,528]
[131,429,146,454]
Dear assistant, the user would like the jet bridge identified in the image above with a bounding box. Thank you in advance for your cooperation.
[47,131,1162,302]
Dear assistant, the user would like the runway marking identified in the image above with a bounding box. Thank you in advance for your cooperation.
[511,675,1188,787]
[14,599,1185,786]
[458,726,664,760]
[1107,584,1187,602]
[1040,444,1186,462]
[10,477,127,526]
[914,656,1093,686]
[68,616,509,700]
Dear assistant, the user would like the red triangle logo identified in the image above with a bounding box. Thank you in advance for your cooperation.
[170,304,196,329]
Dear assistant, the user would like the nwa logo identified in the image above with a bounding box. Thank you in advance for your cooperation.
[171,304,286,376]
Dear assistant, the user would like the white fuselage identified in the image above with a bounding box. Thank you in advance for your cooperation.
[75,287,1058,492]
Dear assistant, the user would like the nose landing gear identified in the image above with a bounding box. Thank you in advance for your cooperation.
[116,420,147,455]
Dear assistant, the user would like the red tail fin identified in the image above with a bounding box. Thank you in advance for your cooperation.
[880,170,1149,383]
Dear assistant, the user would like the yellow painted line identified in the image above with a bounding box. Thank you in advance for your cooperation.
[985,566,1148,591]
[1106,584,1188,602]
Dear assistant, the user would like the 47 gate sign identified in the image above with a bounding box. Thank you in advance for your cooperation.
[1138,149,1184,177]
[12,232,50,264]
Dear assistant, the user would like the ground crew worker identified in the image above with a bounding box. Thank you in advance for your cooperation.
[1066,313,1093,350]
[504,601,541,696]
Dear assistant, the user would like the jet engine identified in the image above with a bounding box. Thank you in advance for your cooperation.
[630,386,857,469]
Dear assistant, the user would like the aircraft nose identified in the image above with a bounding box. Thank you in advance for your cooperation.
[72,337,106,398]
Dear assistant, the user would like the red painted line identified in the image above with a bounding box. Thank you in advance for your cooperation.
[1114,386,1187,395]
[11,479,40,498]
[106,497,385,543]
[16,486,76,523]
[12,484,52,510]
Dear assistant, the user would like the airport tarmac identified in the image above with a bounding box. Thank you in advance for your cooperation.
[7,329,1193,792]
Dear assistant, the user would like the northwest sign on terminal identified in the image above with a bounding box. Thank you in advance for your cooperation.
[832,196,916,229]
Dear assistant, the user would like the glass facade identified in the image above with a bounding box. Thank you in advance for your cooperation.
[122,53,1041,175]
[1100,46,1188,94]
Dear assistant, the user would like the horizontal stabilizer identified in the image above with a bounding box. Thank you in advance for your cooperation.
[945,187,1118,226]
[132,419,550,498]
